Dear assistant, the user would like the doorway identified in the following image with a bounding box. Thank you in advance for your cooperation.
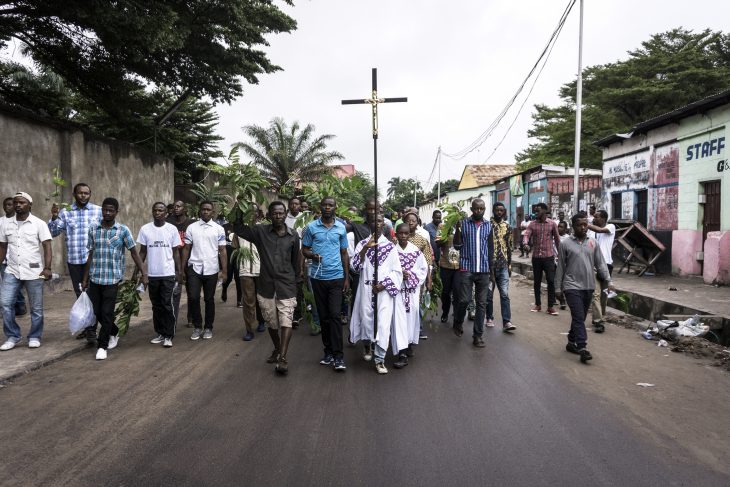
[702,180,721,247]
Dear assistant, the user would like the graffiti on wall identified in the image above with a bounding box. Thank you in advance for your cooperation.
[545,177,602,220]
[603,150,651,193]
[649,143,679,230]
[652,144,679,185]
[621,192,634,219]
[651,186,678,230]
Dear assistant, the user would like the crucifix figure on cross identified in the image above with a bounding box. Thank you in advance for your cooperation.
[342,68,407,338]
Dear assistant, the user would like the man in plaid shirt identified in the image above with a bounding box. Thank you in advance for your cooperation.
[522,202,561,316]
[81,198,147,360]
[48,183,102,341]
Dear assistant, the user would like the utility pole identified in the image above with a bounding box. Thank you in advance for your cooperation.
[437,146,442,205]
[572,0,584,214]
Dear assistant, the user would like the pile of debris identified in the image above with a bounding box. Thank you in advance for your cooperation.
[670,337,730,372]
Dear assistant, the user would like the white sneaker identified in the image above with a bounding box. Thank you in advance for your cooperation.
[150,334,164,344]
[108,335,119,350]
[375,362,388,375]
[163,338,173,348]
[0,340,18,351]
[28,338,41,348]
[95,348,107,360]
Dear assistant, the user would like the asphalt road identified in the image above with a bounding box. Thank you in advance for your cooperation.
[1,285,728,487]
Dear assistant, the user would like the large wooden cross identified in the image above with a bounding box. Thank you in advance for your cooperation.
[342,68,407,335]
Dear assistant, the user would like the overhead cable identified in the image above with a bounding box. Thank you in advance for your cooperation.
[442,0,576,161]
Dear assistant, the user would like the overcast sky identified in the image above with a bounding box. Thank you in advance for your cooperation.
[215,0,730,193]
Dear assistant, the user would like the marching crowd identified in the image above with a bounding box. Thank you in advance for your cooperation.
[0,183,616,373]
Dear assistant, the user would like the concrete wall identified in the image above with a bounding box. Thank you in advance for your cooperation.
[703,231,730,285]
[674,105,729,282]
[677,106,729,231]
[0,108,174,277]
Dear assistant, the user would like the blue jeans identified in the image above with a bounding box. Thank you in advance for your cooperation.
[1,263,26,307]
[2,273,44,341]
[487,267,511,324]
[374,343,387,364]
[454,271,490,338]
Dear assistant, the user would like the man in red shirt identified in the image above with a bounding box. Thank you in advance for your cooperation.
[522,202,561,316]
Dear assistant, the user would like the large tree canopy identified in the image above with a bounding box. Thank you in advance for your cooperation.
[0,0,296,118]
[516,28,730,171]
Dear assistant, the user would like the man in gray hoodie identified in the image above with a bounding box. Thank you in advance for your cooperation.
[555,211,614,363]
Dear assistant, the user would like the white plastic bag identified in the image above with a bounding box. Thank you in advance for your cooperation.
[69,291,96,335]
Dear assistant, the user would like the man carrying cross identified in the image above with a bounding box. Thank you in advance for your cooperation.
[350,214,402,374]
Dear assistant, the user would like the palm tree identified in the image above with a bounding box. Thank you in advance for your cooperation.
[235,117,344,192]
[387,177,403,199]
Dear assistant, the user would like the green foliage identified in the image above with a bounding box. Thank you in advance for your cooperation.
[421,270,443,324]
[0,1,296,114]
[516,28,730,171]
[612,293,631,314]
[230,245,259,273]
[301,173,368,222]
[300,282,320,334]
[235,117,344,192]
[189,180,228,211]
[114,279,142,337]
[48,167,71,211]
[384,177,425,213]
[427,179,460,200]
[437,201,467,241]
[206,157,270,225]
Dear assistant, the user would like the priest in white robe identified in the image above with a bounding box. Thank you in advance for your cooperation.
[350,215,402,374]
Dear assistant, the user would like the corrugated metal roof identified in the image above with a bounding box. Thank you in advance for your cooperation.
[458,164,516,189]
[594,89,730,147]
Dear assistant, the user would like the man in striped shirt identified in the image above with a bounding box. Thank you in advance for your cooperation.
[522,202,561,316]
[452,198,493,348]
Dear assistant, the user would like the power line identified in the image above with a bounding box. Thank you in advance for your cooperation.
[482,3,568,164]
[442,0,576,161]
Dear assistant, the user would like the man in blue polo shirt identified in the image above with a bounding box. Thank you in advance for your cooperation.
[302,197,350,371]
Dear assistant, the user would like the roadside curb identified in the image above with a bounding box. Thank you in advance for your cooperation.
[0,318,153,386]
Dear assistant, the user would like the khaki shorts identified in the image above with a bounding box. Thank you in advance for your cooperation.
[256,295,296,330]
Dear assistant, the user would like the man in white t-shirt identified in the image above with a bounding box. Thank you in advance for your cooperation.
[181,201,227,340]
[587,209,615,333]
[137,202,184,347]
[0,192,53,351]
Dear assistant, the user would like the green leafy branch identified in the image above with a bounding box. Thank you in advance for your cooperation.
[114,278,142,337]
[48,167,72,211]
[437,201,467,241]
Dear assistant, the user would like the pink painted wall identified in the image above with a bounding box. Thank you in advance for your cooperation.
[671,230,703,275]
[703,231,730,285]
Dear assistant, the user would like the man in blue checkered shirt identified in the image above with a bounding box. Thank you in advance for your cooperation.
[81,198,147,360]
[48,183,102,301]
